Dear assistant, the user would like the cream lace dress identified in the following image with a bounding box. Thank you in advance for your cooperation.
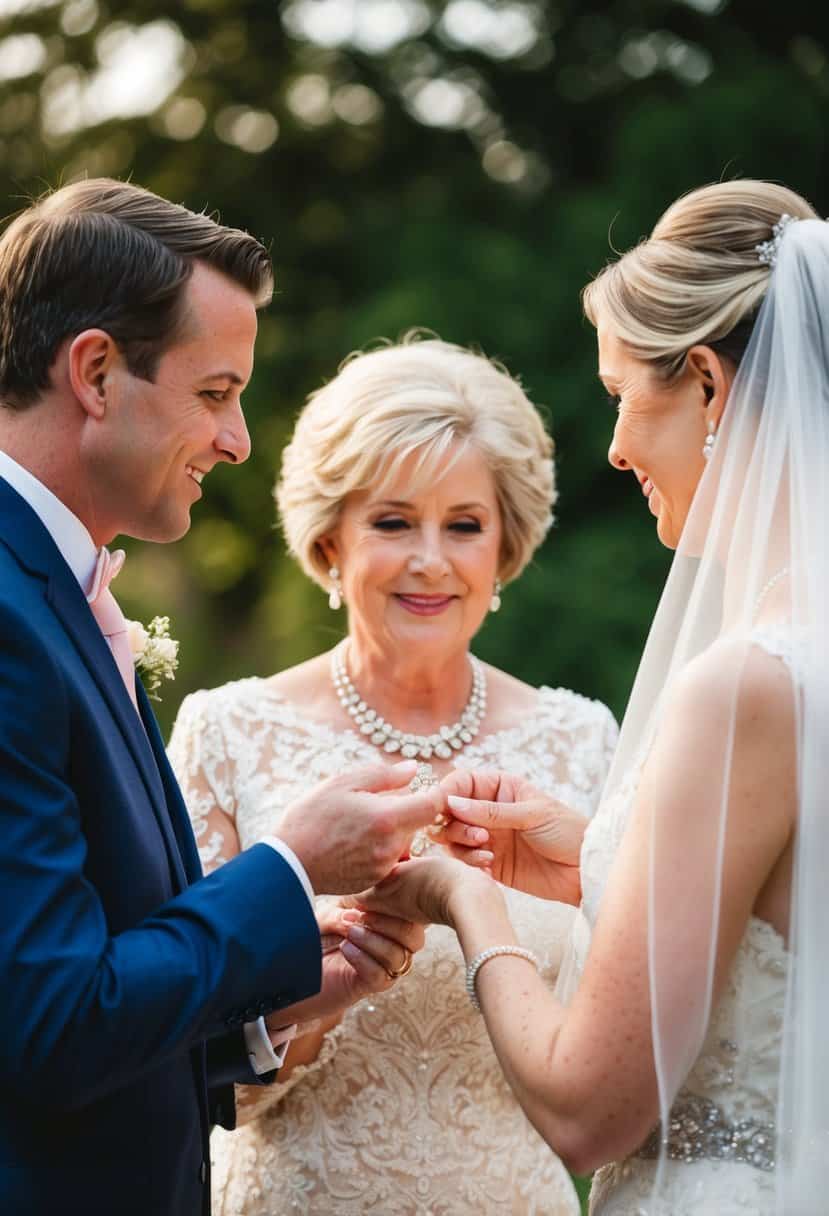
[168,676,618,1216]
[569,629,792,1215]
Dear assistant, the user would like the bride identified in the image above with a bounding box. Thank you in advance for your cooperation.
[360,180,825,1214]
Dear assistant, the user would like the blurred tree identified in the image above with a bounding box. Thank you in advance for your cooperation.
[0,0,827,740]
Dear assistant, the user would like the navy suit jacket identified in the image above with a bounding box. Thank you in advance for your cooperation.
[0,478,322,1215]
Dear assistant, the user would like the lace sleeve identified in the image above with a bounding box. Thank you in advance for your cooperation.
[585,699,620,814]
[167,690,240,873]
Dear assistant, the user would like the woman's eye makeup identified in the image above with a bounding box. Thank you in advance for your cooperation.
[370,516,483,533]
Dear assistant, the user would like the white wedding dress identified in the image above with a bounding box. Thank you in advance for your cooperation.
[169,676,617,1216]
[569,629,791,1215]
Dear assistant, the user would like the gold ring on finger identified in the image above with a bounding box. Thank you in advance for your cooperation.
[386,948,414,979]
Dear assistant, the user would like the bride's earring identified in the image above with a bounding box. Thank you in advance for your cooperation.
[490,579,502,613]
[328,566,343,611]
[702,419,717,461]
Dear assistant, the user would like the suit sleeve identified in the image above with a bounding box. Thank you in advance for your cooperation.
[0,602,322,1111]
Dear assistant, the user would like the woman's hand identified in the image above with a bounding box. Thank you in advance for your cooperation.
[268,898,425,1032]
[437,770,588,904]
[353,854,497,929]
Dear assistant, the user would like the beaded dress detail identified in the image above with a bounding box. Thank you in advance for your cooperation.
[572,628,793,1216]
[168,677,617,1216]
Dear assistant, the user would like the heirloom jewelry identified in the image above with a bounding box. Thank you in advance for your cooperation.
[490,579,502,613]
[328,566,343,611]
[407,763,445,857]
[702,419,717,461]
[331,644,487,761]
[465,946,540,1012]
[756,213,796,268]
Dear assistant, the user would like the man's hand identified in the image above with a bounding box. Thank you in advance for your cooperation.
[435,769,587,904]
[265,897,425,1034]
[277,760,445,894]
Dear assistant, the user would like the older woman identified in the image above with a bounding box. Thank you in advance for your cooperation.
[168,337,617,1215]
[363,182,823,1215]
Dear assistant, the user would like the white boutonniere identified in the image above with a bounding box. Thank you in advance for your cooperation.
[127,615,179,701]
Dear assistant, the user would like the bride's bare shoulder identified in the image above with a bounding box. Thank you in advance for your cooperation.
[665,634,797,771]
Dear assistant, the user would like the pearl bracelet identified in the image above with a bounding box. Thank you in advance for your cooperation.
[465,945,540,1012]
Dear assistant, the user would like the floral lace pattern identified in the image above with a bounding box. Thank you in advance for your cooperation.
[168,678,618,1215]
[577,631,793,1216]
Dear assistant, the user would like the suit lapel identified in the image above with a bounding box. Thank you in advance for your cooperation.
[49,573,189,892]
[138,683,204,885]
[0,478,188,893]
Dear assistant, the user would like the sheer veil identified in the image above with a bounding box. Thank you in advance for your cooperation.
[598,216,829,1213]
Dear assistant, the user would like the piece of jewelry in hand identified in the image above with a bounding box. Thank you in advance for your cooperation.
[409,763,441,857]
[331,642,486,761]
[465,946,540,1012]
[386,948,414,980]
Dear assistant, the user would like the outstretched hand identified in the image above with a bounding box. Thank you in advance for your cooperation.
[435,769,587,904]
[277,759,445,894]
[352,853,497,929]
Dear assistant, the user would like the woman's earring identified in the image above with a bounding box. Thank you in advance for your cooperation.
[490,579,502,613]
[702,419,717,461]
[328,566,343,611]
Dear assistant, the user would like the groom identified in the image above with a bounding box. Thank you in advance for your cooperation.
[0,179,439,1216]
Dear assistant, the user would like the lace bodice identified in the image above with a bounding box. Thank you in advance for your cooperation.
[168,675,618,1215]
[576,629,792,1215]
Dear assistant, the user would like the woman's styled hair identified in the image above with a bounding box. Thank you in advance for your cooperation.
[582,180,819,378]
[0,177,273,409]
[276,335,556,586]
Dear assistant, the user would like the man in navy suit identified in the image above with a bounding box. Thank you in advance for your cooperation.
[0,179,439,1215]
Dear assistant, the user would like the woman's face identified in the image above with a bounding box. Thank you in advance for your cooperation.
[323,442,502,661]
[598,323,715,550]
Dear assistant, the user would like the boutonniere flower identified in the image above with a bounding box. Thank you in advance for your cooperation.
[127,615,179,701]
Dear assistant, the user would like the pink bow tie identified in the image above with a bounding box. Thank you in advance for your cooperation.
[86,547,138,710]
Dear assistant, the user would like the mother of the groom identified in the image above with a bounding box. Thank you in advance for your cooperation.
[170,336,617,1215]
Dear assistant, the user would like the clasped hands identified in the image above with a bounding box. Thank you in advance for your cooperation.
[272,761,587,1038]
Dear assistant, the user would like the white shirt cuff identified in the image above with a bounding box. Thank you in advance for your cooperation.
[244,1017,297,1075]
[260,835,315,905]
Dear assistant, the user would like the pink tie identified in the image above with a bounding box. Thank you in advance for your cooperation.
[87,547,139,710]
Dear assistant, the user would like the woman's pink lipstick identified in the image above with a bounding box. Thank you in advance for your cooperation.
[395,594,455,616]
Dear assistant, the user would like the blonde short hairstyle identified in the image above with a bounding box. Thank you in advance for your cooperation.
[582,180,819,379]
[276,336,556,587]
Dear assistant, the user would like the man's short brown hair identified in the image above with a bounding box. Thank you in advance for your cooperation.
[0,178,274,409]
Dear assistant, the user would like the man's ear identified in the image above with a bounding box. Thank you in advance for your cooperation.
[686,345,735,429]
[67,329,120,420]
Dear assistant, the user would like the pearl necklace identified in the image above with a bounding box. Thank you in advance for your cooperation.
[753,566,790,619]
[331,643,486,761]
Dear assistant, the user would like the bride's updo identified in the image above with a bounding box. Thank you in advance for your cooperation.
[582,180,819,378]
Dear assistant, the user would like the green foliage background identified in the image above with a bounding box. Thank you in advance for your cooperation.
[2,0,827,740]
[1,2,826,1207]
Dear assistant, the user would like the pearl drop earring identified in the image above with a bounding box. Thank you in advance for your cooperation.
[490,579,502,613]
[702,419,717,461]
[328,566,343,611]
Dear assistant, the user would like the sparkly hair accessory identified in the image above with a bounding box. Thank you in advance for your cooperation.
[755,213,797,268]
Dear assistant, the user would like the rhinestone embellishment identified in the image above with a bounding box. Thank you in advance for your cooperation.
[331,643,486,762]
[638,1091,775,1172]
[755,212,796,269]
